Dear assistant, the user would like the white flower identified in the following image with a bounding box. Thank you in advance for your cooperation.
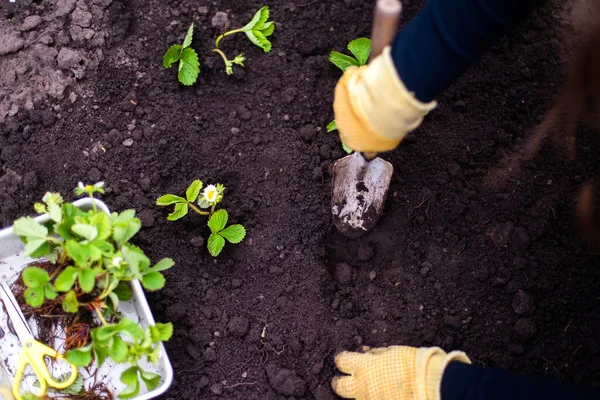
[94,182,105,189]
[78,182,85,190]
[203,185,218,203]
[112,257,123,267]
[42,192,51,202]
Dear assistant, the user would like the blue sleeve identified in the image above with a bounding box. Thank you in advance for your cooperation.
[441,361,600,400]
[391,0,544,102]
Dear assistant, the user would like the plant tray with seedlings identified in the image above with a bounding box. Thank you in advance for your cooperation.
[0,187,174,400]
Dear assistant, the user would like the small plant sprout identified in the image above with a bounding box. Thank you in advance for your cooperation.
[163,23,200,85]
[327,38,371,153]
[157,180,245,257]
[12,183,175,398]
[213,6,275,75]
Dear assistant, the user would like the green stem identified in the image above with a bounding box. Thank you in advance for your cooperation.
[212,48,231,66]
[189,202,210,216]
[93,303,108,326]
[215,28,244,48]
[89,193,96,212]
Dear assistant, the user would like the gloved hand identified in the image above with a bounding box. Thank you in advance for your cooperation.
[331,345,470,400]
[333,47,437,153]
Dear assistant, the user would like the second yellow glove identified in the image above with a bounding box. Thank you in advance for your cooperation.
[333,47,437,153]
[331,345,471,400]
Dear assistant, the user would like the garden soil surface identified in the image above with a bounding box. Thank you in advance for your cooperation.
[1,0,600,399]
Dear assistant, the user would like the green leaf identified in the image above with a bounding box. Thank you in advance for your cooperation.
[152,258,175,272]
[24,287,44,307]
[78,267,96,293]
[342,142,353,154]
[109,336,128,363]
[95,324,119,343]
[152,323,173,342]
[117,319,144,341]
[141,271,165,291]
[65,240,89,267]
[119,367,141,399]
[21,393,40,400]
[92,239,114,257]
[24,238,49,258]
[56,203,79,240]
[163,44,182,68]
[185,180,203,202]
[91,212,112,240]
[22,267,49,288]
[62,290,79,313]
[66,345,93,367]
[156,194,186,206]
[121,244,150,279]
[44,285,58,300]
[167,202,188,221]
[113,282,133,301]
[93,345,109,368]
[47,202,62,223]
[34,203,46,214]
[208,209,228,233]
[347,38,371,66]
[326,120,337,132]
[71,223,98,241]
[108,291,119,310]
[242,6,274,52]
[56,372,84,395]
[54,266,79,292]
[13,217,48,239]
[113,216,141,247]
[220,224,246,244]
[140,369,161,391]
[329,51,359,72]
[178,47,200,86]
[182,23,194,49]
[207,233,225,257]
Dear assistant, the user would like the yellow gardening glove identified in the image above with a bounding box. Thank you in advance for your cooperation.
[331,346,471,400]
[334,46,437,153]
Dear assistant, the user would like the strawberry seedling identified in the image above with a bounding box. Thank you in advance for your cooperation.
[157,180,246,256]
[13,183,174,398]
[327,38,372,153]
[163,23,200,85]
[213,6,275,75]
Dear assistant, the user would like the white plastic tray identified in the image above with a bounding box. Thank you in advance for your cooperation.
[0,198,173,399]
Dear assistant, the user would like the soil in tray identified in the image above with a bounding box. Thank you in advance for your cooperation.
[0,0,599,399]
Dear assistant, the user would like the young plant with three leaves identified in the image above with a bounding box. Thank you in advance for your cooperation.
[327,37,372,153]
[157,179,246,256]
[163,23,200,85]
[213,5,275,75]
[13,182,174,398]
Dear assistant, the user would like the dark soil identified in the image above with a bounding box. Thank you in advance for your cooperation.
[1,0,600,399]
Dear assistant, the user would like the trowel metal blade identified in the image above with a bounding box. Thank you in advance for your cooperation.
[331,152,393,238]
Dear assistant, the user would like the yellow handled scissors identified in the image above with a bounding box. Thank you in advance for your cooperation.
[0,281,77,400]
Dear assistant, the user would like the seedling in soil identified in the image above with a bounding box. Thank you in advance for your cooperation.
[157,180,246,256]
[13,182,174,398]
[163,23,200,85]
[213,6,275,75]
[327,38,371,153]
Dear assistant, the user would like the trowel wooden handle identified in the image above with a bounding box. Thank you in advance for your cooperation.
[370,0,402,59]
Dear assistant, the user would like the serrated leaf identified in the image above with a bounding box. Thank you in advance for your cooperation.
[22,267,49,288]
[262,21,275,37]
[152,258,174,272]
[167,202,188,221]
[183,23,194,49]
[93,345,109,368]
[242,6,274,52]
[220,224,246,244]
[78,267,96,293]
[66,240,89,267]
[140,370,161,391]
[329,51,359,72]
[113,282,133,301]
[56,203,79,240]
[56,372,84,395]
[326,120,337,132]
[207,233,225,257]
[163,44,182,68]
[14,217,48,239]
[208,209,228,233]
[24,287,44,307]
[109,336,128,363]
[243,6,269,31]
[141,271,165,291]
[62,290,79,313]
[118,319,144,341]
[156,194,186,206]
[245,29,271,52]
[66,345,93,367]
[34,203,46,214]
[24,238,49,257]
[71,223,98,241]
[119,367,141,399]
[113,217,141,247]
[154,322,173,342]
[48,202,62,223]
[44,285,58,300]
[121,244,149,280]
[91,212,112,241]
[347,37,371,66]
[54,266,79,292]
[185,180,203,202]
[178,47,200,86]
